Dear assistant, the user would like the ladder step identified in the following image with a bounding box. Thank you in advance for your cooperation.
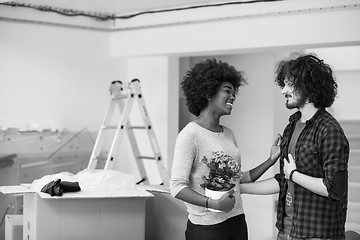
[102,125,118,129]
[112,95,128,99]
[128,126,146,129]
[102,125,148,130]
[137,156,156,160]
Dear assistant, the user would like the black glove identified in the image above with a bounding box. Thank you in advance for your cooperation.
[41,179,63,196]
[59,181,81,192]
[41,179,81,196]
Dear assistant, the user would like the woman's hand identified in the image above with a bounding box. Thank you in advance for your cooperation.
[269,134,282,164]
[210,189,236,212]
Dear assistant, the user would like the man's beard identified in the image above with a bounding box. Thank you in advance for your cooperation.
[286,93,307,109]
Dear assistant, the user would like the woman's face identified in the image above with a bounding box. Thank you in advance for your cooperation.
[208,81,236,116]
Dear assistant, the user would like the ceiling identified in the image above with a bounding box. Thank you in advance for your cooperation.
[0,0,253,19]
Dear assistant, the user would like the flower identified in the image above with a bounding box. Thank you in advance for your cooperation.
[200,151,241,191]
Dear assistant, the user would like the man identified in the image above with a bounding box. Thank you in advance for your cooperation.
[240,53,349,240]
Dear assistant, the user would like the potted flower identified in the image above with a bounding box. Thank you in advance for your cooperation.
[200,151,240,211]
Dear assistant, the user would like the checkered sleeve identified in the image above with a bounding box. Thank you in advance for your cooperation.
[321,125,349,203]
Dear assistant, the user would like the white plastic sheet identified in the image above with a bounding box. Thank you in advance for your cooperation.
[31,169,135,192]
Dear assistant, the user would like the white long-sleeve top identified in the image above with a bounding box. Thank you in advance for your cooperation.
[170,122,251,225]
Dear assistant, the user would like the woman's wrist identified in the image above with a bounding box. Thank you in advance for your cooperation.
[268,155,277,164]
[207,198,218,210]
[205,197,209,209]
[207,198,215,209]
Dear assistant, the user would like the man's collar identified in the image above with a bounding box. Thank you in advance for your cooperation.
[288,108,325,125]
[289,111,301,123]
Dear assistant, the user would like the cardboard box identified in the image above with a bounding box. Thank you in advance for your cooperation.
[5,215,23,240]
[0,185,153,240]
[137,185,188,240]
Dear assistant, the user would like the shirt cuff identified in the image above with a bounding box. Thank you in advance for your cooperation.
[323,170,348,204]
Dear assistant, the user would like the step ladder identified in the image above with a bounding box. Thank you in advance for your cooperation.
[87,79,168,185]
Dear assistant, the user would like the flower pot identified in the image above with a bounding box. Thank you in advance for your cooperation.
[204,187,231,212]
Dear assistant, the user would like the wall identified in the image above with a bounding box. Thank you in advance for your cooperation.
[110,0,360,57]
[307,46,360,120]
[0,20,125,132]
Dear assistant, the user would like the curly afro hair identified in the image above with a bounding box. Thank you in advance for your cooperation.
[274,52,338,108]
[182,59,247,116]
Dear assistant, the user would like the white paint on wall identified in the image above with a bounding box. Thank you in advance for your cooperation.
[0,21,126,132]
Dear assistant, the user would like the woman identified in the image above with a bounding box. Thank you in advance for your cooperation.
[170,59,281,240]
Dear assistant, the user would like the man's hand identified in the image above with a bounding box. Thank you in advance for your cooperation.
[284,153,296,179]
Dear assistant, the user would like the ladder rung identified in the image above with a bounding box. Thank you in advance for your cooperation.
[102,125,148,130]
[112,95,128,99]
[102,125,119,129]
[92,155,107,161]
[128,126,146,129]
[137,156,155,160]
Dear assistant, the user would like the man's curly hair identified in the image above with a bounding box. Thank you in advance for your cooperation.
[274,52,338,108]
[182,59,247,116]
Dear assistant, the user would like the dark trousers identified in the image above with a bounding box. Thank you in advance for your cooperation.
[185,214,248,240]
[277,231,343,240]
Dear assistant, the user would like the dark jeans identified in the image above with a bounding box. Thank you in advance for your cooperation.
[185,214,248,240]
[277,231,343,240]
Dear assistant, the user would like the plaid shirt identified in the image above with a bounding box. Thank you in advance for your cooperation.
[275,109,349,239]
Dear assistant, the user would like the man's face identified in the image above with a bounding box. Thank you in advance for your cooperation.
[281,79,307,110]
